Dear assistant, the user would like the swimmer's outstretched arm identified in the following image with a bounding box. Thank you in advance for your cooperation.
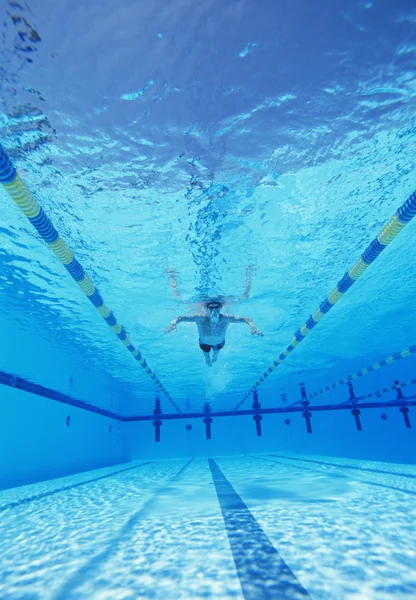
[225,315,263,336]
[242,264,255,300]
[164,315,201,334]
[166,268,182,300]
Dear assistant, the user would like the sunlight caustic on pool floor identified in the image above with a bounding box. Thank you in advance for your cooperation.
[0,454,415,599]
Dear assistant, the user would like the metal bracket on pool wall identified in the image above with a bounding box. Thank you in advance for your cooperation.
[300,382,313,434]
[252,390,262,436]
[203,402,212,439]
[349,382,362,431]
[153,396,162,442]
[395,381,412,428]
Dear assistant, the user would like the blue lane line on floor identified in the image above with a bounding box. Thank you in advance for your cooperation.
[252,455,416,497]
[208,458,310,600]
[0,461,152,513]
[271,454,416,480]
[54,458,194,600]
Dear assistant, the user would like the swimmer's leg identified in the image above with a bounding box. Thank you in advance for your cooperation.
[202,349,212,367]
[212,341,224,364]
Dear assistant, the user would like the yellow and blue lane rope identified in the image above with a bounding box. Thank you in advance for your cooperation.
[234,186,416,412]
[309,345,416,399]
[358,378,416,401]
[0,145,181,414]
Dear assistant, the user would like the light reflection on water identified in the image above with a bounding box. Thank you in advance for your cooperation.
[0,0,415,412]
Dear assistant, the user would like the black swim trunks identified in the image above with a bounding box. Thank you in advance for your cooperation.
[199,339,225,353]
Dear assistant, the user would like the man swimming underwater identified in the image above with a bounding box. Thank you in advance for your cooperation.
[165,299,263,366]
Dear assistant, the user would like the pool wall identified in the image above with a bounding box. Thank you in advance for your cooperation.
[125,408,416,463]
[2,380,415,490]
[0,385,126,491]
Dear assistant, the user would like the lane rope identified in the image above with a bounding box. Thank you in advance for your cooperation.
[308,345,416,399]
[279,345,416,407]
[342,377,416,403]
[0,144,180,413]
[234,187,416,412]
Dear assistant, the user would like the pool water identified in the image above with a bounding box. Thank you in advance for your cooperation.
[1,0,416,598]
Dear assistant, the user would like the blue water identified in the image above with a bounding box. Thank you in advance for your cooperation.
[0,0,416,597]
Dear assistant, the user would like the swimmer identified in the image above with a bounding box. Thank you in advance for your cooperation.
[165,299,263,366]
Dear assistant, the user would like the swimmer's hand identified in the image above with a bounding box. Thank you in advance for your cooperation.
[251,326,263,337]
[165,318,178,334]
[232,316,263,336]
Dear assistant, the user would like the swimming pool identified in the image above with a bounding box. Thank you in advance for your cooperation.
[0,0,415,597]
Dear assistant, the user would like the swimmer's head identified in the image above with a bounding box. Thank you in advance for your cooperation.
[206,300,222,323]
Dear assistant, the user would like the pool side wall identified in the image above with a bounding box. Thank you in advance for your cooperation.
[0,386,126,490]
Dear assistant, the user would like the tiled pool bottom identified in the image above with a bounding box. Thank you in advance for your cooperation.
[0,454,415,599]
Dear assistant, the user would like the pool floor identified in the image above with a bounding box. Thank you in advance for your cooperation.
[0,454,415,599]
